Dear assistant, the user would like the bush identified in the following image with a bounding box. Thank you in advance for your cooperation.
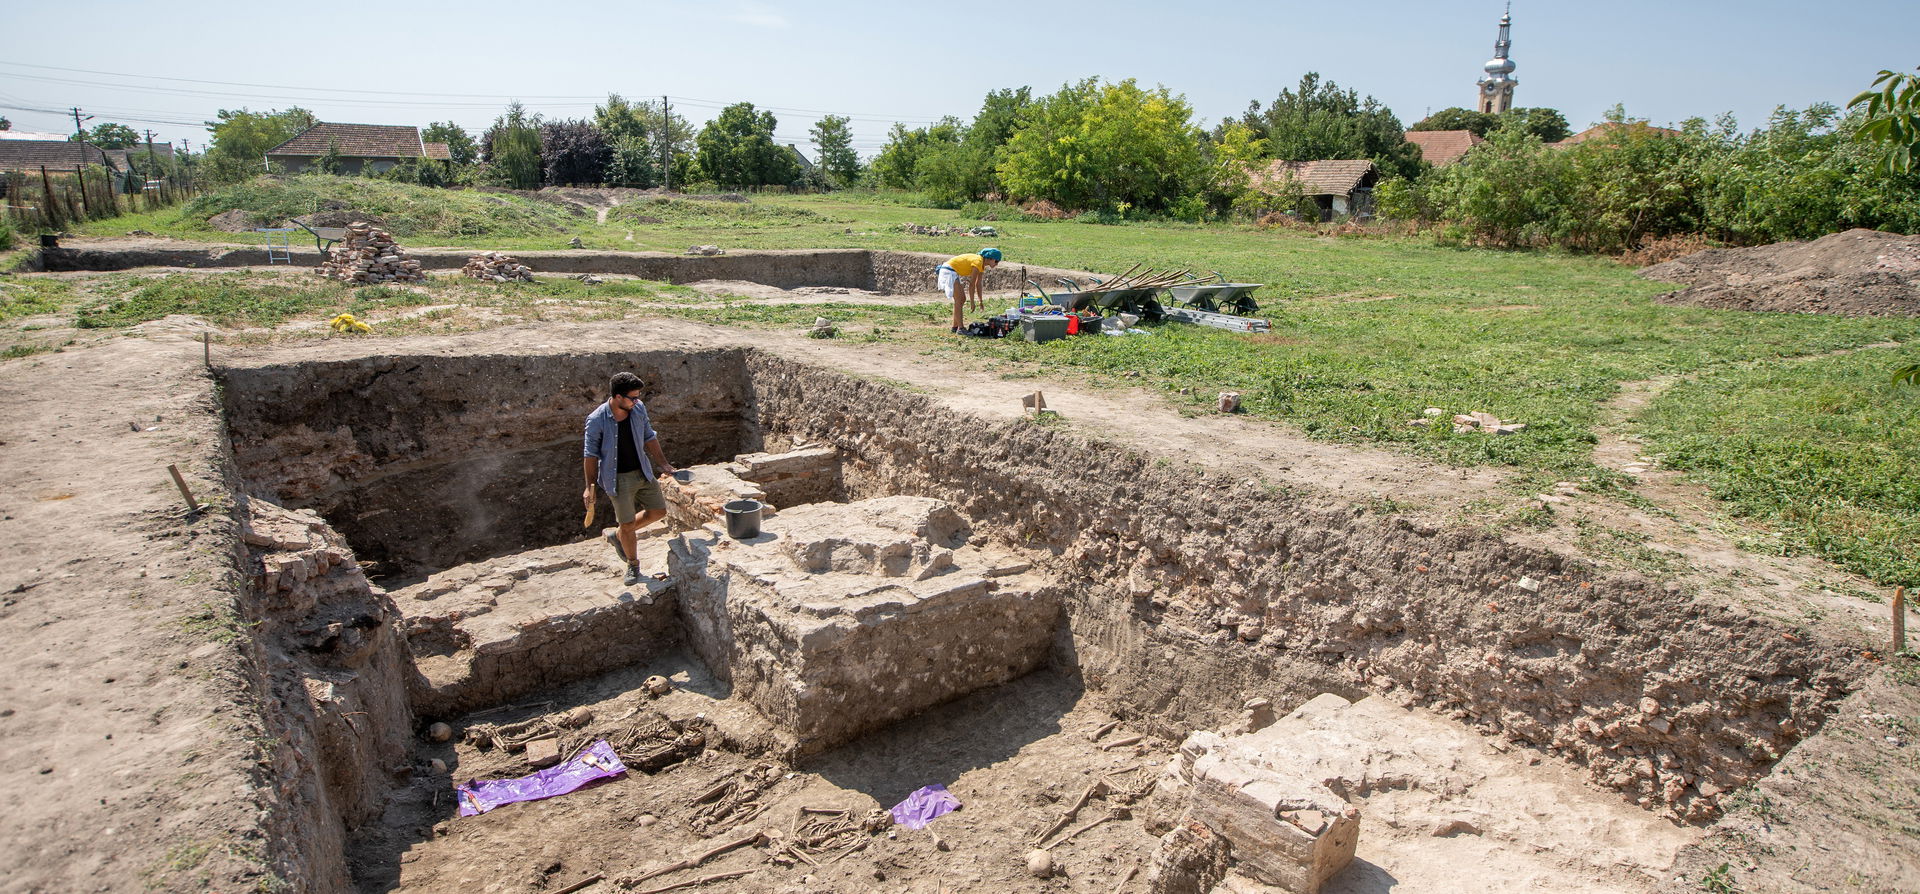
[0,216,13,251]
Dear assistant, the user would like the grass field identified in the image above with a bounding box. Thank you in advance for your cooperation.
[34,177,1920,588]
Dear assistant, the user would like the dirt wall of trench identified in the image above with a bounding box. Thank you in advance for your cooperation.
[741,353,1866,822]
[219,350,753,574]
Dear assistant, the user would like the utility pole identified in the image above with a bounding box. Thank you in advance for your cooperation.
[661,95,671,193]
[143,129,158,184]
[69,107,93,139]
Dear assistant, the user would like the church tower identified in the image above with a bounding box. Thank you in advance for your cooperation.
[1476,6,1517,114]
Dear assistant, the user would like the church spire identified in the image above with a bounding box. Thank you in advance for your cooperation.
[1476,5,1517,114]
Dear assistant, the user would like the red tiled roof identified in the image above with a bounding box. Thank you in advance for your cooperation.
[267,122,429,159]
[422,141,452,161]
[1552,122,1683,147]
[1403,130,1483,166]
[1251,159,1378,196]
[0,139,111,172]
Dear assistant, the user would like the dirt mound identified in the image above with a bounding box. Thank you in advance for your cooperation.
[206,209,263,232]
[1639,228,1920,316]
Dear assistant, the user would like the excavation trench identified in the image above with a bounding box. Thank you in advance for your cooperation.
[218,346,1863,893]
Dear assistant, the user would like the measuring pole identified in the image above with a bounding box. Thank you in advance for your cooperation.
[661,95,671,192]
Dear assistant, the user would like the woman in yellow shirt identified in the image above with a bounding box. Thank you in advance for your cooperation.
[940,247,1002,331]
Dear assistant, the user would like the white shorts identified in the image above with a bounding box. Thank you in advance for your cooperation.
[938,266,964,297]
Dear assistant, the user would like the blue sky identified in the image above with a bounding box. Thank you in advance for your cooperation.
[1,0,1913,157]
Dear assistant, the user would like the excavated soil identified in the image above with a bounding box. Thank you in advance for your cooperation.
[4,254,1920,894]
[1640,228,1920,316]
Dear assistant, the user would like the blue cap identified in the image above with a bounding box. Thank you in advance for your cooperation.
[980,247,1003,261]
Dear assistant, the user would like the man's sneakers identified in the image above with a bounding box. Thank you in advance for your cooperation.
[607,531,642,585]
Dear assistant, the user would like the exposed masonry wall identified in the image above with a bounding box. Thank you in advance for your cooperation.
[741,353,1865,821]
[219,350,753,574]
[36,246,1094,296]
[237,496,414,894]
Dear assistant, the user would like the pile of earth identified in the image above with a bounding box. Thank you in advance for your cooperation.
[1639,228,1920,317]
[206,209,264,232]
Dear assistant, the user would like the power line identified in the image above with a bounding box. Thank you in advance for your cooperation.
[0,60,948,125]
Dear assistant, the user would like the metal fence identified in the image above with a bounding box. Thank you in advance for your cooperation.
[2,166,197,235]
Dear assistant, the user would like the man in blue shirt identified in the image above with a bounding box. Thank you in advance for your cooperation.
[583,372,677,586]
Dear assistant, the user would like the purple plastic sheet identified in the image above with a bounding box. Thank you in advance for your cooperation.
[889,783,962,829]
[455,740,626,817]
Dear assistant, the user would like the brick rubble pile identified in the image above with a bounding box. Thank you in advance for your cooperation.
[462,251,535,283]
[314,223,427,284]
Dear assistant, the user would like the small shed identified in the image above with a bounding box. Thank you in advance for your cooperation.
[266,122,442,175]
[1252,159,1380,221]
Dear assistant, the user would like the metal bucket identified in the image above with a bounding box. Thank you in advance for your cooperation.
[723,499,764,539]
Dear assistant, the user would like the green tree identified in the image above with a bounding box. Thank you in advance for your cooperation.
[1559,116,1714,251]
[1421,122,1572,247]
[1702,104,1920,244]
[996,78,1204,214]
[695,102,800,188]
[422,121,478,165]
[1850,67,1920,173]
[1227,73,1423,181]
[482,102,544,189]
[1410,107,1499,135]
[202,107,316,182]
[1412,106,1568,142]
[598,94,695,187]
[1506,108,1571,143]
[869,118,963,190]
[1200,121,1269,216]
[314,138,344,175]
[74,122,140,149]
[809,114,859,186]
[942,87,1035,201]
[0,116,10,131]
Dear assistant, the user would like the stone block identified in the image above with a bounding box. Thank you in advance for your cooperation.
[663,463,769,532]
[524,736,561,769]
[731,445,843,507]
[391,537,680,718]
[1172,695,1361,893]
[670,495,1056,755]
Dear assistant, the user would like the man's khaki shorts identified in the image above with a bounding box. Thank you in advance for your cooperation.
[613,470,666,522]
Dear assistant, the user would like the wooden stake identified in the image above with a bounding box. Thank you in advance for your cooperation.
[203,332,210,369]
[166,463,200,513]
[1895,586,1907,654]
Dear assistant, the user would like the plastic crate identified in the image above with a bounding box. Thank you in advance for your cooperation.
[1020,316,1070,343]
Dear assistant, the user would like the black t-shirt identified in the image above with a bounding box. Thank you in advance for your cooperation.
[615,413,643,473]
